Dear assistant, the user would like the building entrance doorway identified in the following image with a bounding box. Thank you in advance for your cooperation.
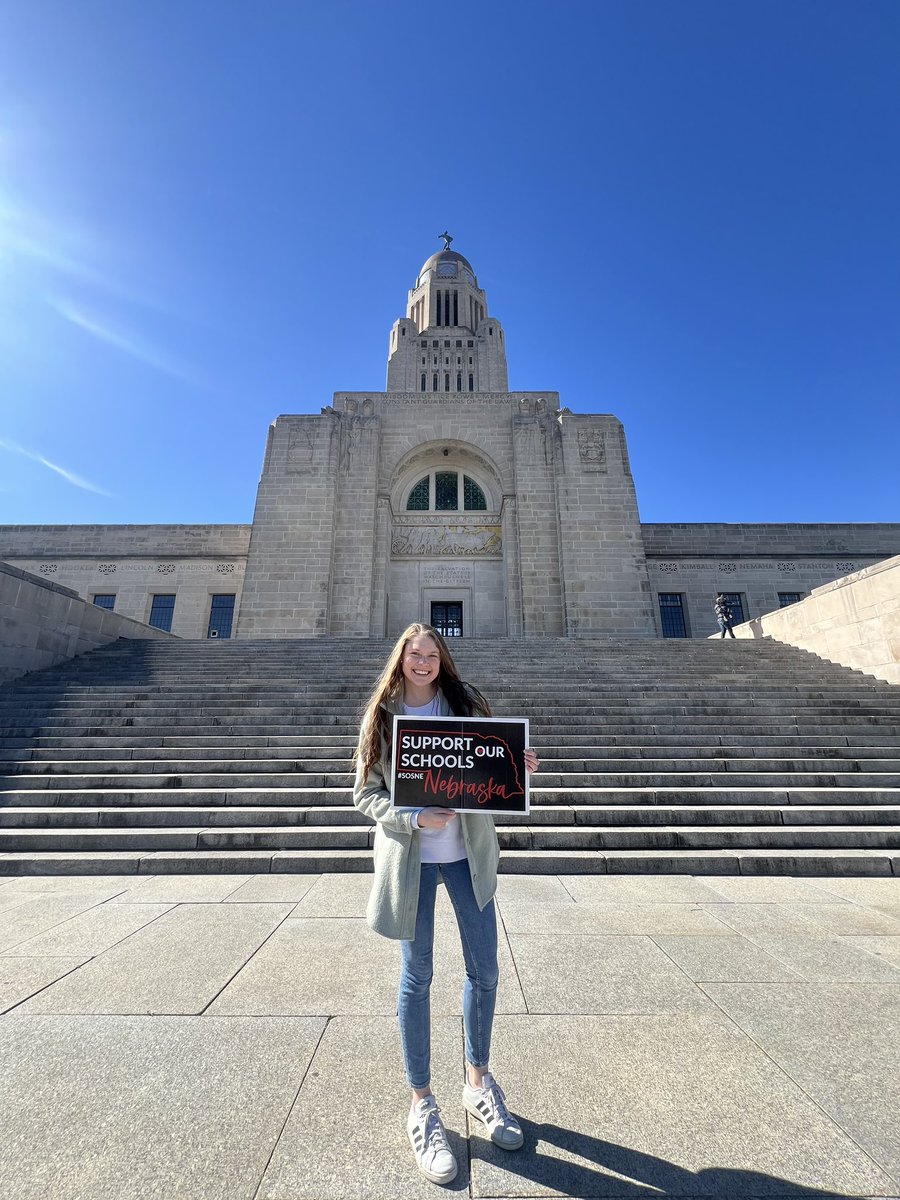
[431,601,463,638]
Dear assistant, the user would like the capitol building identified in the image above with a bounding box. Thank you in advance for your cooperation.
[2,238,897,641]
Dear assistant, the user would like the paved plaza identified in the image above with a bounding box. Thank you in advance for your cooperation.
[0,871,898,1199]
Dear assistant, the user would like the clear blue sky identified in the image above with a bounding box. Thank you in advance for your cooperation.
[1,0,897,527]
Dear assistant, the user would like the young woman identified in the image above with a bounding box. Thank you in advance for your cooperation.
[353,623,538,1185]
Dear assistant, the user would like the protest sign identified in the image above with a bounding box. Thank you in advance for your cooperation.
[390,715,529,816]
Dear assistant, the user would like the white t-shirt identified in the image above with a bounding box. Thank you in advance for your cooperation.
[403,699,466,864]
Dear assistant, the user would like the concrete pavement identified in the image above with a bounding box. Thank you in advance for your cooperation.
[1,871,899,1199]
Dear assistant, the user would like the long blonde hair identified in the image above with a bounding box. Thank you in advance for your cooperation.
[354,623,491,777]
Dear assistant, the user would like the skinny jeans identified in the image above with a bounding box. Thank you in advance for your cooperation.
[398,857,498,1089]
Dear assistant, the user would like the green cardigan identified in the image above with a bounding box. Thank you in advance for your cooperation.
[352,689,500,941]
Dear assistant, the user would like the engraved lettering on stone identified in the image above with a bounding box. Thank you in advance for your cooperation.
[424,566,473,584]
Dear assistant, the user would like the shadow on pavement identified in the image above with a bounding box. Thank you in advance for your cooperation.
[467,1117,866,1197]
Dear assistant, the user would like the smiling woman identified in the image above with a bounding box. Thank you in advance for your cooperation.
[351,622,539,1183]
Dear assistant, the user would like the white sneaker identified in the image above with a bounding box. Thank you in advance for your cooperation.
[463,1072,524,1150]
[407,1096,458,1184]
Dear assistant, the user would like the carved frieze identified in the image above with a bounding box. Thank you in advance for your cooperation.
[392,522,502,558]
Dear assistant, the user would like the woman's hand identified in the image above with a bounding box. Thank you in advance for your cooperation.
[417,807,458,830]
[524,748,540,774]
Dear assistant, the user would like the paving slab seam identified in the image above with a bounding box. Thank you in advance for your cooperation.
[197,899,305,1016]
[694,980,900,1190]
[249,1015,332,1200]
[495,896,532,1018]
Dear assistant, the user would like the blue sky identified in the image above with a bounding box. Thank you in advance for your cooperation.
[1,0,897,527]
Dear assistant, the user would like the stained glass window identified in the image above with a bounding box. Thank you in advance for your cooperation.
[406,472,490,511]
[435,471,458,510]
[463,476,487,510]
[406,477,430,510]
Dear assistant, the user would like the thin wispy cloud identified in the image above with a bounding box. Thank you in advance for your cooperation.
[0,438,111,496]
[48,297,200,384]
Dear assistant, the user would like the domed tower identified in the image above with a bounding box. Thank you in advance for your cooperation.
[386,234,509,393]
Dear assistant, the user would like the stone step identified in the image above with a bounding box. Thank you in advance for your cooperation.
[1,824,897,854]
[1,634,897,875]
[3,769,899,790]
[3,754,899,776]
[0,846,894,878]
[2,744,899,765]
[0,786,896,808]
[1,804,895,830]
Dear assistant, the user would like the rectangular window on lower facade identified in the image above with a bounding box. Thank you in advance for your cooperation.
[92,594,115,610]
[778,592,802,607]
[207,594,235,639]
[149,594,176,632]
[658,593,688,638]
[723,592,745,624]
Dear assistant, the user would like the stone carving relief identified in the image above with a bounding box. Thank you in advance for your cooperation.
[216,563,236,574]
[157,563,176,575]
[577,429,606,472]
[392,523,501,558]
[777,562,796,573]
[287,426,318,473]
[514,419,554,468]
[39,564,57,575]
[98,563,117,575]
[717,562,737,575]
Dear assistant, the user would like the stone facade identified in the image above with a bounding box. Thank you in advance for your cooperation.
[0,525,250,639]
[644,523,899,639]
[0,243,898,640]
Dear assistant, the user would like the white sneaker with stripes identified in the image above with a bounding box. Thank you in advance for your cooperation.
[407,1096,458,1185]
[463,1072,524,1150]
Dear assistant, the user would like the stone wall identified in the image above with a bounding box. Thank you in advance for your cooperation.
[728,555,900,685]
[0,525,250,639]
[0,561,173,685]
[643,522,900,639]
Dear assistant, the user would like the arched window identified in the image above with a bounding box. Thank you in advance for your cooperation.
[407,477,430,510]
[405,472,489,512]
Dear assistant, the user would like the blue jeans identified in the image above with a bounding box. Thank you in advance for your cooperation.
[398,858,499,1089]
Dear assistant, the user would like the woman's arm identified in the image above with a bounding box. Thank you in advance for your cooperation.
[352,735,419,836]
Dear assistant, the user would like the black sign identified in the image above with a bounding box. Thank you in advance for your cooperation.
[390,715,530,816]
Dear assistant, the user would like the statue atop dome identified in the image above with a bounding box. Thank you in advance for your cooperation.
[439,230,453,250]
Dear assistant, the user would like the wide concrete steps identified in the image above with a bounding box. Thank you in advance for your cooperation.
[0,636,898,876]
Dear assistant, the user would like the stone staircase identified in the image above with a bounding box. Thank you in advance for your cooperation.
[0,637,898,876]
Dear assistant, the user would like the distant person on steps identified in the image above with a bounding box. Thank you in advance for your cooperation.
[715,593,736,638]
